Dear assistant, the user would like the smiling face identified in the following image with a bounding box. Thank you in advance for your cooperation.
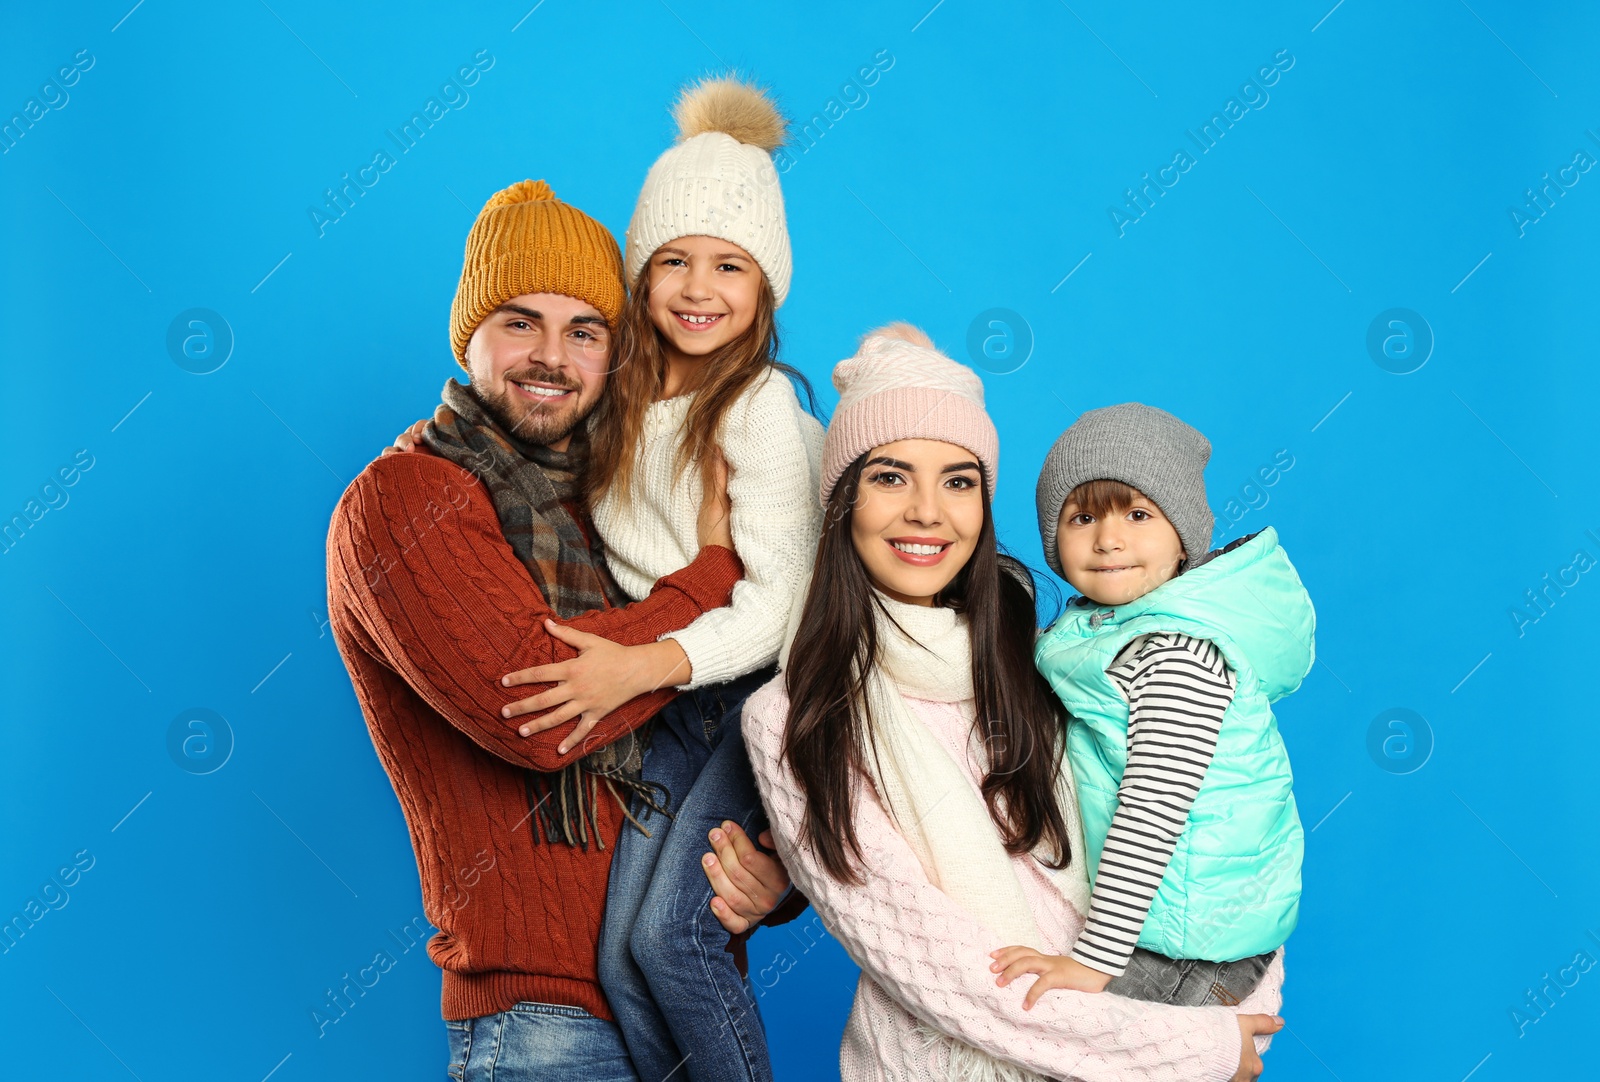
[848,439,986,606]
[644,235,762,368]
[1057,484,1187,606]
[463,292,611,450]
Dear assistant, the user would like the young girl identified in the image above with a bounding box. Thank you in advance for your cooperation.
[993,402,1313,1011]
[744,328,1284,1082]
[510,77,823,1082]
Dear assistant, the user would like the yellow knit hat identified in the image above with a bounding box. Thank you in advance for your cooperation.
[449,179,626,366]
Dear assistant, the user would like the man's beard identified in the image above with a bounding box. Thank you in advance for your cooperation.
[472,368,597,448]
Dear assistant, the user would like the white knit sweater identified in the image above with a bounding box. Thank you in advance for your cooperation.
[742,676,1285,1081]
[590,371,824,688]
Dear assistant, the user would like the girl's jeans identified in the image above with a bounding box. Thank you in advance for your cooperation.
[598,666,778,1082]
[1105,946,1279,1006]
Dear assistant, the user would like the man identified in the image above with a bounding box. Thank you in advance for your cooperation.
[326,178,793,1079]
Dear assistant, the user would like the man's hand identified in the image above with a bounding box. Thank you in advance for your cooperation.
[702,821,790,934]
[381,418,430,456]
[1232,1015,1284,1081]
[499,623,691,755]
[697,450,733,551]
[989,947,1112,1007]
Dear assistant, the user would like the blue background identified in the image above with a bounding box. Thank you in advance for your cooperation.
[4,1,1598,1079]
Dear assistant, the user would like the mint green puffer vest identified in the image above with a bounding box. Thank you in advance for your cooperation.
[1034,527,1314,962]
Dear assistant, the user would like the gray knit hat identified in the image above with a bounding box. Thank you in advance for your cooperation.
[1035,403,1213,578]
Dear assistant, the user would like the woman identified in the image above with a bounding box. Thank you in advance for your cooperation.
[740,324,1287,1081]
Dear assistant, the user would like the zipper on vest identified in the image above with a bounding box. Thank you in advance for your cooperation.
[1088,608,1115,630]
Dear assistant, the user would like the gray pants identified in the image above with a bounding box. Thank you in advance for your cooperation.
[1104,947,1278,1006]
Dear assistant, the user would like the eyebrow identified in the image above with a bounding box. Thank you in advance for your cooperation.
[493,304,607,328]
[863,456,981,474]
[655,246,750,261]
[1064,501,1154,514]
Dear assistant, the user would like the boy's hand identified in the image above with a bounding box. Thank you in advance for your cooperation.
[989,947,1112,1007]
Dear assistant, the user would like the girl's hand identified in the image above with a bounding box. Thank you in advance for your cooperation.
[702,822,791,934]
[381,418,430,456]
[500,622,691,755]
[697,449,733,551]
[989,947,1112,1007]
[1232,1015,1284,1081]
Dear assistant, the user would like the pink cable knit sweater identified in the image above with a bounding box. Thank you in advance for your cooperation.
[743,678,1284,1081]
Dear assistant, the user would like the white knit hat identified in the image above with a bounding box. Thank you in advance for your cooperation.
[624,76,792,304]
[821,323,999,504]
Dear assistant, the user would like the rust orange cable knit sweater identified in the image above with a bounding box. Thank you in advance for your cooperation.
[326,447,750,1021]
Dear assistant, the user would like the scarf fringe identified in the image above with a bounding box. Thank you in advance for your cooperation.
[522,757,675,850]
[425,378,667,852]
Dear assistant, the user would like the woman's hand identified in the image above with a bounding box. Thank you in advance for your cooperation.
[697,449,733,551]
[1232,1015,1284,1080]
[499,622,692,755]
[381,418,430,456]
[702,821,791,934]
[989,948,1111,1007]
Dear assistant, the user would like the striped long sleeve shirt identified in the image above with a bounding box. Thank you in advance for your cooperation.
[1070,632,1237,976]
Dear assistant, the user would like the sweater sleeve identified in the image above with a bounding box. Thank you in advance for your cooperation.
[664,375,822,688]
[740,681,1248,1082]
[1072,633,1236,976]
[326,451,743,774]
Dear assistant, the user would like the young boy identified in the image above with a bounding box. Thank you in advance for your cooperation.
[994,403,1314,1008]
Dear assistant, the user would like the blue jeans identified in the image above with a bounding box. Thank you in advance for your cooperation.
[598,667,777,1082]
[446,1002,637,1081]
[1104,946,1279,1006]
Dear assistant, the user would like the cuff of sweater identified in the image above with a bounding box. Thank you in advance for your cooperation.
[662,620,771,690]
[650,547,745,689]
[1200,1008,1246,1081]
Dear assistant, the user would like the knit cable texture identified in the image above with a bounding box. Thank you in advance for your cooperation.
[326,449,743,1019]
[591,371,824,688]
[742,678,1284,1081]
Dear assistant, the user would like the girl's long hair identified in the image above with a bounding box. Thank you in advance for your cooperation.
[782,454,1075,884]
[585,262,815,506]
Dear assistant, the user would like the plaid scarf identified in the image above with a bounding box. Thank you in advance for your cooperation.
[419,377,665,849]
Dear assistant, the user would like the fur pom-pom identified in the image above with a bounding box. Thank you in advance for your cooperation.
[674,76,787,151]
[862,322,937,350]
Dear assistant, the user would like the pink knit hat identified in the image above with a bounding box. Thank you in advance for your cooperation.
[821,323,999,504]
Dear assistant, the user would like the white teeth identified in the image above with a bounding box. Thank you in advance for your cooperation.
[679,313,720,324]
[517,382,567,398]
[892,542,945,555]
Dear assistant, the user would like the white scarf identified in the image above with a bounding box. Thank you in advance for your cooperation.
[784,588,1091,1081]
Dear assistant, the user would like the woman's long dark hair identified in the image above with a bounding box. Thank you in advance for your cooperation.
[782,454,1074,884]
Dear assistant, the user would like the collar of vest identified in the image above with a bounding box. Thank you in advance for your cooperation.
[1054,526,1315,701]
